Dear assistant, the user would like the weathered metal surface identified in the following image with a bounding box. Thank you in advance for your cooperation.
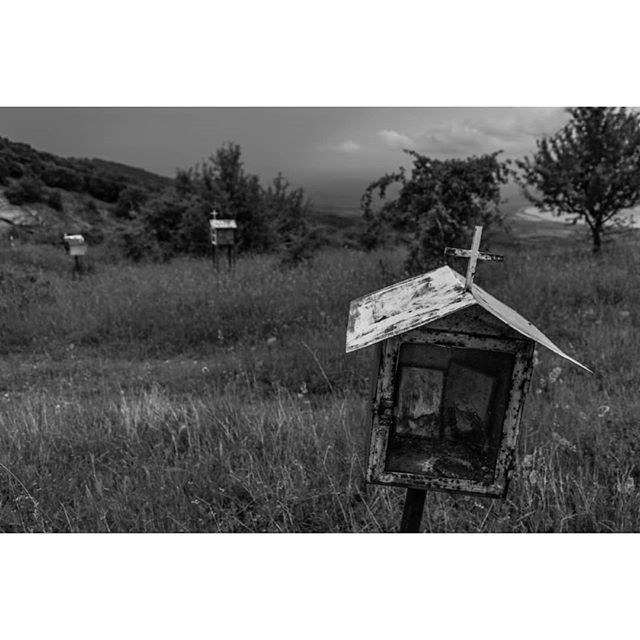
[399,488,426,532]
[346,264,591,373]
[445,226,504,291]
[347,266,473,353]
[210,219,237,250]
[63,234,85,245]
[212,228,236,246]
[211,243,235,270]
[466,274,592,373]
[353,238,590,501]
[422,304,520,339]
[464,225,482,290]
[209,219,238,230]
[63,234,87,256]
[444,247,504,261]
[364,326,535,498]
[68,245,87,256]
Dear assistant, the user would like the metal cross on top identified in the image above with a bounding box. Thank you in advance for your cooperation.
[444,225,504,290]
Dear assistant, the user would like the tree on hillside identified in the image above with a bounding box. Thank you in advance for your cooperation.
[361,151,508,273]
[177,143,314,256]
[195,143,272,252]
[127,142,316,261]
[114,185,149,219]
[264,173,318,265]
[516,107,640,252]
[139,191,190,259]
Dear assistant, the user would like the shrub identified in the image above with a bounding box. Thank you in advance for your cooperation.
[41,164,84,191]
[109,220,161,262]
[7,160,25,179]
[362,151,508,273]
[83,172,122,203]
[5,177,44,205]
[46,189,64,211]
[114,185,148,219]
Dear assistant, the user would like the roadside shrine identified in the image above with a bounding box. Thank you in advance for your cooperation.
[209,210,237,271]
[62,233,87,277]
[346,227,591,531]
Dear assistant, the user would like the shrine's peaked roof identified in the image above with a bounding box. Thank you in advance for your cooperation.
[345,265,591,373]
[210,219,238,229]
[63,234,85,245]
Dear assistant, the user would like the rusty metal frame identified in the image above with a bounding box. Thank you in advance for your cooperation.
[365,328,535,498]
[211,229,236,247]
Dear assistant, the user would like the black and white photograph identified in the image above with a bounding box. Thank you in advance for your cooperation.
[2,103,635,533]
[2,2,639,638]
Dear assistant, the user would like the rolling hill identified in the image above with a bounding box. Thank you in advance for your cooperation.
[0,136,173,241]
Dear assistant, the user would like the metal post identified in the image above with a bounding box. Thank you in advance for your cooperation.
[211,244,218,271]
[465,225,483,290]
[399,488,426,532]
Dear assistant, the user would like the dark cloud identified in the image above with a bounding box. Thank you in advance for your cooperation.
[0,107,573,207]
[408,108,569,156]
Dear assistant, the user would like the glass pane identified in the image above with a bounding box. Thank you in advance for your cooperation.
[395,366,444,438]
[385,342,515,483]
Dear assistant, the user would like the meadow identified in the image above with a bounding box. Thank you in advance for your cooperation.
[0,228,639,532]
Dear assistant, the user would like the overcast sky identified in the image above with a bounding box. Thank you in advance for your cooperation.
[0,107,569,207]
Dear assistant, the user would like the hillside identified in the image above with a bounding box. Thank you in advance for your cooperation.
[0,136,173,240]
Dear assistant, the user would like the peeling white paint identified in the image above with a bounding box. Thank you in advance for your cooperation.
[346,265,591,373]
[209,219,238,229]
[63,234,85,246]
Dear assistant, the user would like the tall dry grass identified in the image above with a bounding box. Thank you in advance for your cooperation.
[1,238,639,531]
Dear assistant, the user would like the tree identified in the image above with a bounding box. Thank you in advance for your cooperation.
[45,189,64,212]
[264,173,317,265]
[130,143,314,260]
[114,185,148,219]
[198,143,271,252]
[362,151,508,273]
[184,143,274,253]
[140,191,190,259]
[5,177,44,205]
[41,163,83,191]
[516,107,640,252]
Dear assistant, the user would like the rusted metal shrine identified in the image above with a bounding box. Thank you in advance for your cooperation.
[210,211,237,271]
[63,233,87,277]
[345,227,590,532]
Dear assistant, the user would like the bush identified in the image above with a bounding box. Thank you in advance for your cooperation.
[114,185,148,219]
[362,151,508,273]
[7,160,25,179]
[41,164,84,191]
[109,221,161,262]
[5,177,44,205]
[45,190,64,212]
[279,228,322,268]
[83,172,122,203]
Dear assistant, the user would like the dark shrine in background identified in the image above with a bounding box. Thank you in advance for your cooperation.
[209,210,237,271]
[346,227,591,532]
[62,233,87,277]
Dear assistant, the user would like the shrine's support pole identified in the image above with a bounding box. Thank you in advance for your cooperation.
[72,255,82,278]
[399,488,426,533]
[211,244,218,271]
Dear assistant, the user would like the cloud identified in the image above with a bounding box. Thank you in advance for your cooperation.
[412,109,569,157]
[378,129,415,149]
[334,139,361,153]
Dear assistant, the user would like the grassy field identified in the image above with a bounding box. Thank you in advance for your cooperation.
[1,227,639,532]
